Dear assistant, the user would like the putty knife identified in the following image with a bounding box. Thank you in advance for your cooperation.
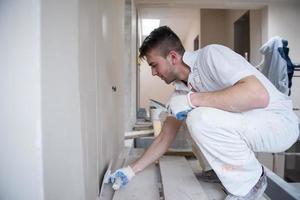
[98,160,113,197]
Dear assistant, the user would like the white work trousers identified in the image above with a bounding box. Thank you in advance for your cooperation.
[186,107,299,196]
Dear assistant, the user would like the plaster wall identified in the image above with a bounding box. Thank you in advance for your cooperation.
[77,0,131,199]
[42,0,130,199]
[124,0,137,131]
[41,0,85,199]
[0,1,44,199]
[0,0,134,199]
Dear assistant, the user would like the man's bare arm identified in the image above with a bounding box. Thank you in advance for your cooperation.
[190,75,270,112]
[130,117,182,174]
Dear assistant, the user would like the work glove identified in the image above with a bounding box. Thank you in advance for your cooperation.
[167,92,196,120]
[108,166,135,190]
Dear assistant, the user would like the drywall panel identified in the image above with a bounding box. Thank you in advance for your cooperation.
[41,0,85,199]
[96,0,125,173]
[0,1,44,199]
[79,0,134,199]
[1,0,135,199]
[124,0,137,131]
[78,1,100,199]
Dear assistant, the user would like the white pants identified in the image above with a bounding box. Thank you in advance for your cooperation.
[186,107,299,196]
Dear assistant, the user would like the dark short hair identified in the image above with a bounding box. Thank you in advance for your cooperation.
[139,26,185,59]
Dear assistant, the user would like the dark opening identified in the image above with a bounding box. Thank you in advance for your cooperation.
[234,11,250,61]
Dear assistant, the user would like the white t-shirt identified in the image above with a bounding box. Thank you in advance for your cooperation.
[170,44,293,112]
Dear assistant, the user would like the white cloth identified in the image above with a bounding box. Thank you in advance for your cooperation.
[260,36,289,95]
[168,44,299,196]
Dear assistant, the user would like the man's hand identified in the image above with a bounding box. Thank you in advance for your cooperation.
[109,166,135,190]
[167,92,196,120]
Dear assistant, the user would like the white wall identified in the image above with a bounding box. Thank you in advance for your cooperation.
[42,0,135,198]
[0,1,44,199]
[200,9,229,47]
[183,10,200,51]
[41,0,85,199]
[1,0,135,199]
[267,2,300,63]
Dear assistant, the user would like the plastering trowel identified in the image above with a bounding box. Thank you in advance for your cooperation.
[98,160,113,198]
[149,99,166,110]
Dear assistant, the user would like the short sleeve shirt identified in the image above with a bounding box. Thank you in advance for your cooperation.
[170,44,292,111]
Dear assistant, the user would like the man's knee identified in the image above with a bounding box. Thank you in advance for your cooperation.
[186,107,216,138]
[186,107,216,126]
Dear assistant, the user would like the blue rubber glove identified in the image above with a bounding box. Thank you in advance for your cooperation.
[109,166,135,190]
[167,92,196,120]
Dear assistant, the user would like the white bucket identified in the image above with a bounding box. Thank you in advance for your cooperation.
[150,108,163,137]
[150,108,161,122]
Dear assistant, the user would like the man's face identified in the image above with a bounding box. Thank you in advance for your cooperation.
[145,50,177,84]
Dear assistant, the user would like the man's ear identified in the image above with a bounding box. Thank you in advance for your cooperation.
[168,50,179,65]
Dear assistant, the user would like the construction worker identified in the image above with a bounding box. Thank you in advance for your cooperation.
[109,26,299,199]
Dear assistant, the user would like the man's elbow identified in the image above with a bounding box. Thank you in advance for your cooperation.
[256,90,270,108]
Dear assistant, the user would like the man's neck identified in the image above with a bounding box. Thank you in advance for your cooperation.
[177,63,190,82]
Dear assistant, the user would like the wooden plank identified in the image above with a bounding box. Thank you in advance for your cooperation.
[133,123,152,128]
[188,159,226,200]
[165,148,194,157]
[112,149,160,200]
[133,123,153,131]
[135,121,152,126]
[124,129,154,139]
[159,156,209,200]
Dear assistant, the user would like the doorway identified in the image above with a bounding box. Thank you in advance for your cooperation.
[234,11,250,61]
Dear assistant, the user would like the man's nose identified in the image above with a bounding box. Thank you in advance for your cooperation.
[151,68,158,76]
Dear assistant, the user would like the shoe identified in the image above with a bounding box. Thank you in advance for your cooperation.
[225,166,267,200]
[196,169,221,183]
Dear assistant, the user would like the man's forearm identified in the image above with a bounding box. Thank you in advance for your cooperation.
[130,117,181,174]
[190,75,269,112]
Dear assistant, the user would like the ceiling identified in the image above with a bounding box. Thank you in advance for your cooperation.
[136,0,298,42]
[135,0,298,9]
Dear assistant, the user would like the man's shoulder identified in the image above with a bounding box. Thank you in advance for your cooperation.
[201,44,228,53]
